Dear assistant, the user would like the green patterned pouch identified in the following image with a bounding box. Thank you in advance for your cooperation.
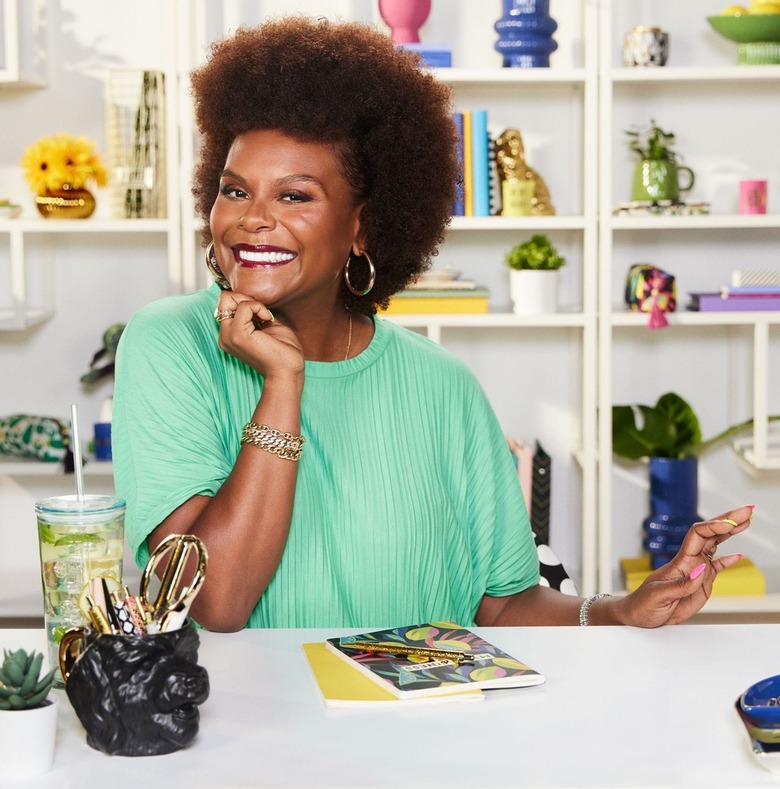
[0,414,74,470]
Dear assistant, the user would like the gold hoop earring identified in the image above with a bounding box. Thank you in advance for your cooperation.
[344,251,376,297]
[205,242,231,290]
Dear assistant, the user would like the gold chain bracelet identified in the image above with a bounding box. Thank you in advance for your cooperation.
[240,422,305,462]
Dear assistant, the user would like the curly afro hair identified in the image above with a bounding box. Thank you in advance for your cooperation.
[191,15,459,315]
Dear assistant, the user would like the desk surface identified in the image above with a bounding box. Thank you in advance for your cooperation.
[1,624,779,788]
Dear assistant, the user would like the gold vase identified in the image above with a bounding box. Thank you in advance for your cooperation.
[35,186,96,219]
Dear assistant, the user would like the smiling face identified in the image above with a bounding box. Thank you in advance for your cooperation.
[210,129,364,315]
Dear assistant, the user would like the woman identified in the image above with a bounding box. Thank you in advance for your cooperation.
[112,16,752,632]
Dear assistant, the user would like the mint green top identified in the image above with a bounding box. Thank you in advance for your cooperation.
[112,285,539,628]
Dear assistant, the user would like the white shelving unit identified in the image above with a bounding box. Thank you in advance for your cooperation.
[172,0,600,593]
[598,0,780,610]
[2,1,778,618]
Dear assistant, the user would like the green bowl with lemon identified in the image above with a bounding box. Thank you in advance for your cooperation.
[707,13,780,42]
[708,4,780,63]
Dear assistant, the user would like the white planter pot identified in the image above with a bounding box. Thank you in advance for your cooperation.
[0,694,58,779]
[509,269,560,315]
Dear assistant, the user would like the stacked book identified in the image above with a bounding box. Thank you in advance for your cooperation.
[381,269,490,315]
[688,285,780,312]
[621,555,766,595]
[453,109,492,217]
[303,622,544,708]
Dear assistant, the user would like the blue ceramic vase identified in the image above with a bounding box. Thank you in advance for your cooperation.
[642,456,702,570]
[494,0,558,68]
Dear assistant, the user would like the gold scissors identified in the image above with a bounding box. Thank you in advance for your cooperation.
[138,534,208,633]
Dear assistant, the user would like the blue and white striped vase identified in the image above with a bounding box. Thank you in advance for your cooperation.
[494,0,558,68]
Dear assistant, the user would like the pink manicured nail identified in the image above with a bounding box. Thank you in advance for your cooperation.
[747,504,756,510]
[690,563,707,580]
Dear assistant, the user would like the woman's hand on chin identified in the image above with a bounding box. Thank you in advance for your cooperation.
[215,291,304,379]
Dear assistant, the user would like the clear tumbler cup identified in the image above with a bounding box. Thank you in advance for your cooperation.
[35,494,125,684]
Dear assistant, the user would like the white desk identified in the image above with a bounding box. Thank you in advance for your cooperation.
[1,624,779,788]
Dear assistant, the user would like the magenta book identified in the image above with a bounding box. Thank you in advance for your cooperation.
[325,622,544,699]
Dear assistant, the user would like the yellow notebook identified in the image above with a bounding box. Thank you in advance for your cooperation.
[302,642,484,708]
[621,556,766,596]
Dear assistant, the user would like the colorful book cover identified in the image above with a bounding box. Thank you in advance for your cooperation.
[470,110,490,217]
[302,642,484,708]
[688,292,780,312]
[452,112,465,217]
[325,622,544,699]
[462,110,473,216]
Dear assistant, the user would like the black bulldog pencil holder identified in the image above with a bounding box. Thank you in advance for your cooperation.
[58,534,210,756]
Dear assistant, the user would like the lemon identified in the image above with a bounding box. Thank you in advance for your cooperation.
[722,4,749,13]
[749,0,780,12]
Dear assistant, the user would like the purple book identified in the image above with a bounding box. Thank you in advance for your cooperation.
[688,292,780,311]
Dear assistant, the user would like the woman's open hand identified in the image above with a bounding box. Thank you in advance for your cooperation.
[617,504,754,627]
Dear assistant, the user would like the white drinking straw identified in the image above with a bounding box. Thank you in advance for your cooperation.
[70,403,85,501]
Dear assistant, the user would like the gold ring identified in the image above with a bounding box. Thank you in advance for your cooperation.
[716,518,739,528]
[214,309,236,323]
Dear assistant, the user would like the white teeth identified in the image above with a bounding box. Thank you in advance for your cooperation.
[238,250,294,264]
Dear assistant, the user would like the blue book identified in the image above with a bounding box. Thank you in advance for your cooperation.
[452,112,465,216]
[470,110,490,217]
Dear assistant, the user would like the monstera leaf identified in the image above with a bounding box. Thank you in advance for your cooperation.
[612,392,702,460]
[612,391,780,461]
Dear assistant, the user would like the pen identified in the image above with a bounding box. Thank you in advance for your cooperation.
[342,641,474,665]
[84,593,115,634]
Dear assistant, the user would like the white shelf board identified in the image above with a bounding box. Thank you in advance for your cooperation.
[386,310,587,329]
[611,310,780,327]
[0,218,172,234]
[0,458,114,477]
[0,306,54,330]
[449,215,587,231]
[611,65,780,83]
[432,67,586,85]
[608,213,780,231]
[733,436,780,472]
[0,73,45,88]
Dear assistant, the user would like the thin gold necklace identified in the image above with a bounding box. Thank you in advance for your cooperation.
[344,314,353,361]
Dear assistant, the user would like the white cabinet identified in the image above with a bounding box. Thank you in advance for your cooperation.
[598,0,780,606]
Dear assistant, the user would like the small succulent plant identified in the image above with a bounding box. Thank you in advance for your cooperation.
[0,649,56,710]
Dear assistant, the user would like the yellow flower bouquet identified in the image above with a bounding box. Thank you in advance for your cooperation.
[21,133,108,218]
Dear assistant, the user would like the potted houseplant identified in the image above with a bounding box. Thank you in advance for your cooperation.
[504,233,566,315]
[612,391,780,567]
[625,119,694,203]
[0,648,58,779]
